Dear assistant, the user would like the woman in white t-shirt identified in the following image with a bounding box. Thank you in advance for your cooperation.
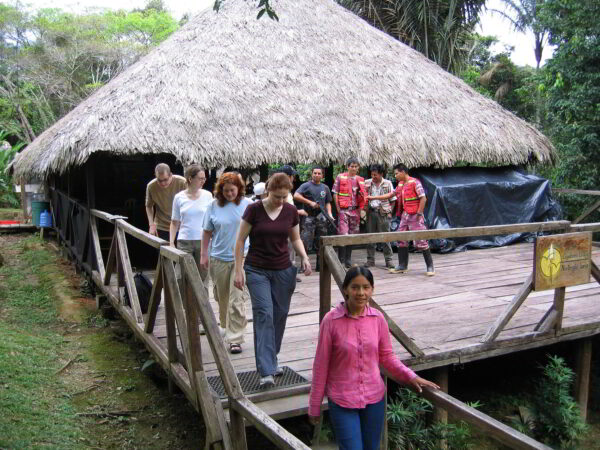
[170,164,213,281]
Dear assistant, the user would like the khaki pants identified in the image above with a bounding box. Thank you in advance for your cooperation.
[210,257,248,344]
[366,211,393,263]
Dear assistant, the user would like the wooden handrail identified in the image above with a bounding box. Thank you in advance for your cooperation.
[422,388,552,450]
[320,220,571,246]
[553,188,600,196]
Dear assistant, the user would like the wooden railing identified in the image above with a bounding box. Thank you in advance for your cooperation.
[553,188,600,225]
[85,209,309,450]
[319,220,600,450]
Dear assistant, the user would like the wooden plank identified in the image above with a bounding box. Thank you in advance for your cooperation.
[323,245,345,292]
[553,188,600,196]
[161,244,188,262]
[320,221,571,246]
[574,198,600,224]
[370,299,425,357]
[89,215,105,281]
[231,398,310,450]
[422,388,552,450]
[116,227,144,323]
[145,259,163,333]
[116,218,166,248]
[534,308,558,334]
[182,256,245,400]
[591,261,600,284]
[183,274,232,449]
[90,208,118,222]
[319,246,332,323]
[482,273,533,343]
[570,223,600,233]
[163,259,193,377]
[103,229,117,286]
[553,287,565,331]
[162,260,180,368]
[432,367,449,450]
[574,338,592,421]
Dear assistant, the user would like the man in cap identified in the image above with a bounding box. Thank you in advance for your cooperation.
[294,166,333,271]
[145,163,187,241]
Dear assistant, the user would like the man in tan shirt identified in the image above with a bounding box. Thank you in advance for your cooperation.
[145,163,187,241]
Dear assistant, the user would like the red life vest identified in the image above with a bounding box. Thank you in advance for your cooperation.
[337,172,367,210]
[397,177,422,215]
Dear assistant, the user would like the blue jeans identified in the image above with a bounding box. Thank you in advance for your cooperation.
[244,264,297,377]
[328,397,386,450]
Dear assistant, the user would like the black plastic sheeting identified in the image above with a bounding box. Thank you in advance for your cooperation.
[406,167,562,253]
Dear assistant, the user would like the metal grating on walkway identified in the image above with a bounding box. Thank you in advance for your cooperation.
[207,366,308,398]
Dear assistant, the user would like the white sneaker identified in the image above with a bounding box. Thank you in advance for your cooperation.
[274,366,283,376]
[259,375,274,388]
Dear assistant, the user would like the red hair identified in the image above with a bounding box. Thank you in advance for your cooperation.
[214,172,246,206]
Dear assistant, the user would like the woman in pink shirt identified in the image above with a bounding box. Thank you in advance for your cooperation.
[308,266,438,449]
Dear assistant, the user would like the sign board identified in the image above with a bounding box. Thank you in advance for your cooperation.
[533,232,592,291]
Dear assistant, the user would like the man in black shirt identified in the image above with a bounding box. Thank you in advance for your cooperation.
[294,166,333,271]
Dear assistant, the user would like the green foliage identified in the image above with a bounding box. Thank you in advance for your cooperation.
[338,0,486,74]
[0,3,179,143]
[0,132,23,208]
[387,388,474,449]
[459,34,540,123]
[532,355,586,448]
[537,0,600,220]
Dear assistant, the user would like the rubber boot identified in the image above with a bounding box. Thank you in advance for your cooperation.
[423,249,435,276]
[390,247,408,273]
[344,246,353,269]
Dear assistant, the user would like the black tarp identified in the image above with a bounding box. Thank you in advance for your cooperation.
[406,167,561,252]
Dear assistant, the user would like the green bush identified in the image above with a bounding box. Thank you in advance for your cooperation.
[387,388,473,449]
[532,355,586,448]
[0,132,23,208]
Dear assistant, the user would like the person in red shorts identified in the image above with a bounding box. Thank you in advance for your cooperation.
[367,163,435,276]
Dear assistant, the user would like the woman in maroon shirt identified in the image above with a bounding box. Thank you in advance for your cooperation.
[234,172,312,387]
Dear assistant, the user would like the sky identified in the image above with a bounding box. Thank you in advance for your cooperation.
[19,0,548,67]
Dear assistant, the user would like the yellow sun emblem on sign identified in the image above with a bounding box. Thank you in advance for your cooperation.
[540,243,562,281]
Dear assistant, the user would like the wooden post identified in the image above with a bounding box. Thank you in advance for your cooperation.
[432,367,449,450]
[162,259,178,394]
[318,245,332,323]
[574,338,592,421]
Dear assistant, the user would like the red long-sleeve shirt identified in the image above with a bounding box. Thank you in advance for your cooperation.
[308,302,416,417]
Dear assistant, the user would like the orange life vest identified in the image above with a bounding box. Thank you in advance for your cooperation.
[398,177,422,215]
[337,172,367,210]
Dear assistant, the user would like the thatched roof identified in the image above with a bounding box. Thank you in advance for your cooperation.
[12,0,555,179]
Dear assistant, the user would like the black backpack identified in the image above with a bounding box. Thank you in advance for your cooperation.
[124,271,153,314]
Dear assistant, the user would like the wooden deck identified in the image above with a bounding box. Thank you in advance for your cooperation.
[142,243,600,419]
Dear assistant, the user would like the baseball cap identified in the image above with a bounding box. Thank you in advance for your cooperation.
[253,182,266,196]
[279,165,297,176]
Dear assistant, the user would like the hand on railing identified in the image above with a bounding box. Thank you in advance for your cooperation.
[407,376,440,394]
[149,224,158,236]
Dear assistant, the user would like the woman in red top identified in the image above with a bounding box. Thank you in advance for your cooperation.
[234,173,312,388]
[308,266,438,449]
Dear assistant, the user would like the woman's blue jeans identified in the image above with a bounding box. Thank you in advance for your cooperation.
[328,397,386,450]
[244,264,297,377]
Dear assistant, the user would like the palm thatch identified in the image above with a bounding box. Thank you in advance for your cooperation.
[12,0,555,179]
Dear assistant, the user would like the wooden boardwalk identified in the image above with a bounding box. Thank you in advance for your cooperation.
[144,243,600,419]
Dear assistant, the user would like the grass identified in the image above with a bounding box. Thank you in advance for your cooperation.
[0,237,83,448]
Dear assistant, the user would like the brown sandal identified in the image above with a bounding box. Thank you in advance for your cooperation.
[229,343,242,354]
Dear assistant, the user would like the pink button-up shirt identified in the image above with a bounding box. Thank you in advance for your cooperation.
[308,302,416,417]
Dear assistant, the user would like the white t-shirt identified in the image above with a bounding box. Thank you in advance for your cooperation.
[171,189,213,241]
